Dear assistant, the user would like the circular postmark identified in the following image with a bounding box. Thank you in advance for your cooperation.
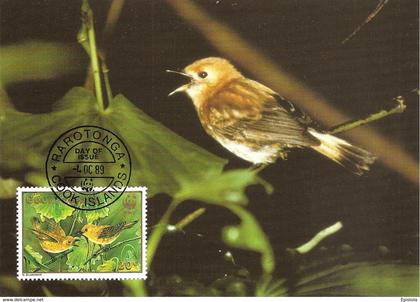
[46,125,131,210]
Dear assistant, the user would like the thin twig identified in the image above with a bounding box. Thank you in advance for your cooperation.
[174,207,206,230]
[81,0,105,111]
[342,0,389,44]
[100,57,113,102]
[329,97,406,134]
[69,210,79,235]
[296,222,343,254]
[83,236,141,265]
[97,0,125,104]
[82,0,124,105]
[33,249,74,272]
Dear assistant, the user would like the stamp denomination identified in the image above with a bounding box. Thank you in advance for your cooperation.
[17,187,147,280]
[45,125,131,210]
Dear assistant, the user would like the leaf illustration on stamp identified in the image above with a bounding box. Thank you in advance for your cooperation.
[28,193,75,223]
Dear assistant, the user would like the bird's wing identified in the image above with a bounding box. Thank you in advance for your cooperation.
[203,79,319,147]
[31,229,59,243]
[44,219,66,238]
[98,222,125,239]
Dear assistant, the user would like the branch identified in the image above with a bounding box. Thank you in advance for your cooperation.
[81,0,105,111]
[79,0,124,105]
[342,0,389,44]
[69,210,80,235]
[33,249,74,272]
[329,96,406,134]
[174,207,206,230]
[83,236,141,265]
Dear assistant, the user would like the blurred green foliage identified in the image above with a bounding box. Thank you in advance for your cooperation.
[0,41,83,86]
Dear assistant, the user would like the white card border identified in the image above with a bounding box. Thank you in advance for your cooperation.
[17,186,148,280]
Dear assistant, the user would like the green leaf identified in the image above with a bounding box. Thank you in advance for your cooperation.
[29,193,74,223]
[66,238,88,269]
[175,169,272,205]
[25,244,43,263]
[84,206,109,223]
[295,262,419,296]
[96,259,116,272]
[23,245,49,272]
[222,205,275,274]
[0,87,226,197]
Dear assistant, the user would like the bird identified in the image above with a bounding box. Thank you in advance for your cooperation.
[31,217,79,254]
[79,220,138,245]
[167,57,376,175]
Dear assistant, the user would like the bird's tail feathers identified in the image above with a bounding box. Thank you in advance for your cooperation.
[309,130,376,175]
[123,220,139,230]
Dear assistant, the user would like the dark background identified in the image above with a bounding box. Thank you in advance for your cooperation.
[1,0,418,286]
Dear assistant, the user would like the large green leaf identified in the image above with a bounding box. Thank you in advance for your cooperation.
[0,87,226,197]
[175,169,272,205]
[66,238,88,270]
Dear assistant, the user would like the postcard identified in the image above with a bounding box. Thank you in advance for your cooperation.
[0,0,418,300]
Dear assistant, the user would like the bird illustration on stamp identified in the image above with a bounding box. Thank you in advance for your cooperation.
[79,220,138,246]
[31,217,79,256]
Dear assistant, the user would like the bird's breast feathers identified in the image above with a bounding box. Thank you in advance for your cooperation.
[39,241,70,253]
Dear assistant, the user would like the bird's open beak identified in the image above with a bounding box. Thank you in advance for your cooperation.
[166,69,192,96]
[75,230,83,236]
[168,84,189,96]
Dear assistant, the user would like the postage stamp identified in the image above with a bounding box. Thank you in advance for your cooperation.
[45,125,132,211]
[17,187,147,280]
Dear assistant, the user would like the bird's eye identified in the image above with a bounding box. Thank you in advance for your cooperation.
[198,71,208,78]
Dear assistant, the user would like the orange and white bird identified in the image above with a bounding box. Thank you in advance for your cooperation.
[31,217,78,254]
[167,57,376,174]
